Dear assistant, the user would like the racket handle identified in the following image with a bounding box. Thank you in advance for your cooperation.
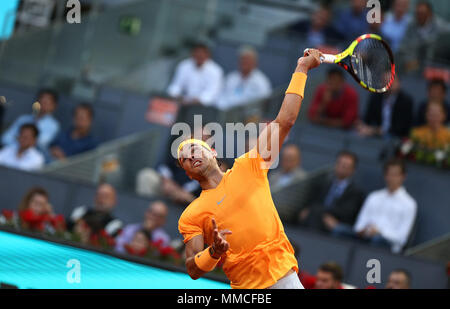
[320,54,336,64]
[303,48,336,63]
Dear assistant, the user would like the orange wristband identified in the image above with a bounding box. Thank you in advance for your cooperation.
[194,246,219,272]
[285,72,308,98]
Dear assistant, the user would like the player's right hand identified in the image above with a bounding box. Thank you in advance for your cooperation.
[211,218,232,259]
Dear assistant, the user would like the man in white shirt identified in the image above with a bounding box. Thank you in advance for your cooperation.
[167,43,224,107]
[0,123,44,171]
[334,159,417,253]
[218,46,272,111]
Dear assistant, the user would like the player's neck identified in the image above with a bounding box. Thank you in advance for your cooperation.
[199,167,224,190]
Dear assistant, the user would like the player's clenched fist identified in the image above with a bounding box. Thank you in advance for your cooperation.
[297,48,322,73]
[210,218,232,259]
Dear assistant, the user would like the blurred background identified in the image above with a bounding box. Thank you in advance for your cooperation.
[0,0,449,289]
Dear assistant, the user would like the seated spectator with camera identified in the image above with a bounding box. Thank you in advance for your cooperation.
[1,88,60,151]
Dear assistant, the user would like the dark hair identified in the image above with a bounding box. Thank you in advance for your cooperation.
[417,1,433,12]
[192,42,210,52]
[19,123,39,138]
[18,187,48,211]
[336,150,358,168]
[428,79,447,93]
[74,103,95,119]
[383,158,406,175]
[37,88,58,104]
[318,261,344,282]
[136,229,153,242]
[327,68,344,79]
[390,268,412,286]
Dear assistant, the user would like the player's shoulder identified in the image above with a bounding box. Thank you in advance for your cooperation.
[179,196,206,224]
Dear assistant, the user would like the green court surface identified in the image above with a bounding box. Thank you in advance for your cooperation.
[0,231,229,289]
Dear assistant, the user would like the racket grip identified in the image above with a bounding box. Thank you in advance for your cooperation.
[320,54,336,64]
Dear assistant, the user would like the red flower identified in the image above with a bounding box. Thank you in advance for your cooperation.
[19,209,50,231]
[159,246,181,259]
[1,209,14,220]
[124,244,149,257]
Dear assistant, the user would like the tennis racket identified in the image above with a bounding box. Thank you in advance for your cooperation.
[305,34,395,93]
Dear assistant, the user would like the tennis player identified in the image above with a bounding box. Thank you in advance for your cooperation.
[177,49,322,289]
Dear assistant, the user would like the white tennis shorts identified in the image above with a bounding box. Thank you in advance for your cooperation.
[267,271,305,289]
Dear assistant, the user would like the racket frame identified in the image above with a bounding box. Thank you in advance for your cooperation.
[317,34,396,93]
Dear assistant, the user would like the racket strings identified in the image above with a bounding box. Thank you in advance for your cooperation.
[351,38,394,91]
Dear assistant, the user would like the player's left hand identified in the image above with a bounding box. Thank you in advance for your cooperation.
[210,218,232,259]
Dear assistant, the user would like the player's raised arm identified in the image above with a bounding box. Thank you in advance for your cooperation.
[256,49,322,164]
[185,218,232,280]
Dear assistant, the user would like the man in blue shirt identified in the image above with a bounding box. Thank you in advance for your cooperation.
[50,103,97,161]
[1,89,60,151]
[333,0,370,41]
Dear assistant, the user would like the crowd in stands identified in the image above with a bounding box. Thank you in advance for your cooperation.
[0,89,99,171]
[0,0,449,289]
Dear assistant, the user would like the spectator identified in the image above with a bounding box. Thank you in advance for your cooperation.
[333,0,370,41]
[339,159,417,253]
[288,5,343,48]
[49,103,97,161]
[123,229,153,257]
[299,151,365,233]
[1,89,60,151]
[17,187,65,233]
[0,124,44,171]
[72,210,116,248]
[308,68,359,130]
[167,43,224,107]
[381,0,412,52]
[268,144,307,190]
[415,79,449,126]
[356,77,414,139]
[411,101,450,151]
[68,183,123,237]
[397,1,448,73]
[385,269,412,289]
[218,46,272,111]
[312,262,344,289]
[115,201,171,254]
